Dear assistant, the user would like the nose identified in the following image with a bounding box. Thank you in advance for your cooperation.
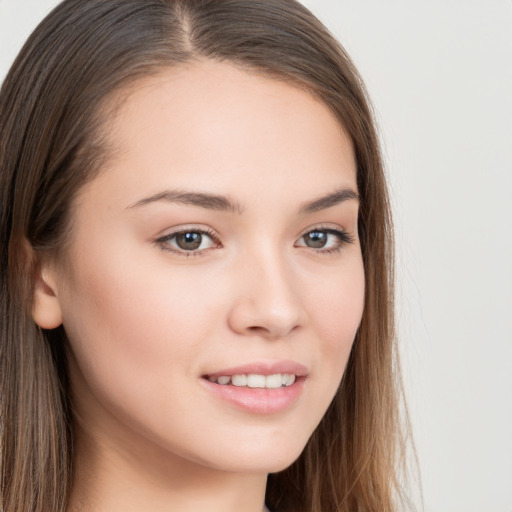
[227,247,305,340]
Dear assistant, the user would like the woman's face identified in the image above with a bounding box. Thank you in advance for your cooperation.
[42,60,364,474]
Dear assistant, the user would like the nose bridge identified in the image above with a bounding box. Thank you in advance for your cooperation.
[228,241,304,338]
[252,244,297,308]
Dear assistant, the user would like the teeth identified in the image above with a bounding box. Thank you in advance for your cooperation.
[209,373,296,388]
[231,375,247,387]
[247,374,266,388]
[265,374,283,389]
[285,374,296,386]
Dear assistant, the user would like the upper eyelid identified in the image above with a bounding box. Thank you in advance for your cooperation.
[297,227,353,243]
[298,223,350,237]
[155,224,351,240]
[155,224,218,238]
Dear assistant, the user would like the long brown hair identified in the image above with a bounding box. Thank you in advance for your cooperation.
[0,1,409,510]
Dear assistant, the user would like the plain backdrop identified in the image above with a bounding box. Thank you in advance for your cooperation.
[1,1,511,511]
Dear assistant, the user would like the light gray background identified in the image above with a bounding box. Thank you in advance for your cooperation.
[1,1,511,511]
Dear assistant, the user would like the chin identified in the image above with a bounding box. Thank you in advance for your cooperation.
[197,433,310,475]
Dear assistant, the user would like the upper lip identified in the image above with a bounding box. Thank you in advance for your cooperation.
[204,360,309,379]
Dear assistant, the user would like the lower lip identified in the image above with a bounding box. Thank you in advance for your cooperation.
[201,377,306,414]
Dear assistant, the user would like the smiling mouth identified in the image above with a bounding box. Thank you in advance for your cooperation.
[205,373,296,388]
[202,365,306,413]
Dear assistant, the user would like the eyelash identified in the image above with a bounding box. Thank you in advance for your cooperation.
[155,227,221,258]
[155,225,355,257]
[301,227,355,255]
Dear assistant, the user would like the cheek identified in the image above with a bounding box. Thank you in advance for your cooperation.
[60,251,214,373]
[302,255,365,383]
[311,275,364,336]
[58,239,216,414]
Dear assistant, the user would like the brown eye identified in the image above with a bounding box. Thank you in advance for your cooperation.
[157,228,219,255]
[175,232,203,250]
[303,231,328,248]
[296,227,354,254]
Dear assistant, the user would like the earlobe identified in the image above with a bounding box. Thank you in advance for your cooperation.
[32,261,63,329]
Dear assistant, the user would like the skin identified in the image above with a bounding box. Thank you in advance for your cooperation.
[33,60,365,512]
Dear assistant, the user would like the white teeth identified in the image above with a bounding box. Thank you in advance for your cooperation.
[231,374,247,387]
[285,374,296,386]
[265,374,283,389]
[209,373,297,388]
[247,374,266,388]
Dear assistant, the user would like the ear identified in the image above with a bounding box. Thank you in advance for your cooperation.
[32,258,63,330]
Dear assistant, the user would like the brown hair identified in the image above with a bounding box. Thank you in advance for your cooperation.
[0,1,410,511]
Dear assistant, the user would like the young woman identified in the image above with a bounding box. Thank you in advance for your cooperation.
[0,1,409,511]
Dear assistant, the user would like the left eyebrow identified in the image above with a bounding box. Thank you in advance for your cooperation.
[298,187,359,214]
[127,190,244,214]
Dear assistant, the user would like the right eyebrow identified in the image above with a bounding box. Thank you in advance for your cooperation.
[298,187,359,214]
[127,189,244,214]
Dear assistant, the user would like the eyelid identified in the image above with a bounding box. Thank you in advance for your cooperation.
[154,225,221,257]
[153,223,355,258]
[295,224,355,254]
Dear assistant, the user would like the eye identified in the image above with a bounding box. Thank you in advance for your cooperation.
[296,227,354,253]
[156,228,220,255]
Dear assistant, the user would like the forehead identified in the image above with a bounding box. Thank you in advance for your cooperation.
[84,59,357,211]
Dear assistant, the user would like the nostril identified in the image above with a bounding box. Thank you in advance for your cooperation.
[248,325,267,334]
[245,323,300,340]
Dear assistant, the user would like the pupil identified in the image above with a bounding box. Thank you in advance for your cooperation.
[306,231,327,248]
[176,232,202,250]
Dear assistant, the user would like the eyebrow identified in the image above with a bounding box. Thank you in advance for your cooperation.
[298,187,359,214]
[128,187,358,214]
[127,190,244,214]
